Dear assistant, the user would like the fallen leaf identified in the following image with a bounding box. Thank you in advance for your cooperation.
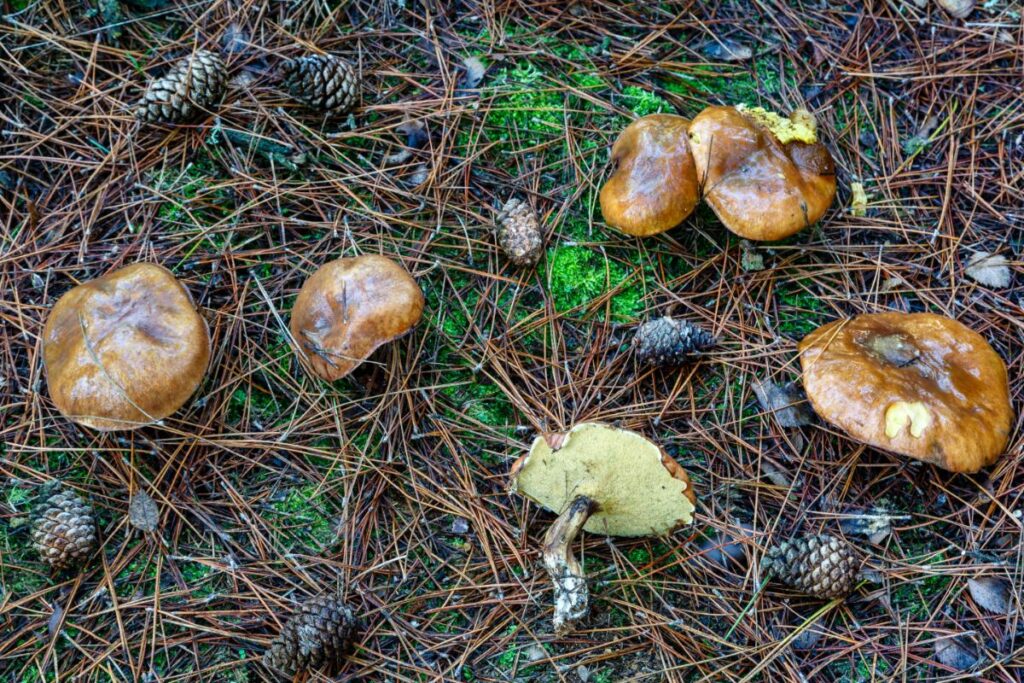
[698,522,754,568]
[703,38,753,62]
[968,576,1012,614]
[128,490,159,532]
[839,508,908,544]
[752,379,815,428]
[935,635,979,671]
[740,241,765,271]
[965,251,1011,288]
[850,182,868,217]
[460,56,487,89]
[47,603,64,638]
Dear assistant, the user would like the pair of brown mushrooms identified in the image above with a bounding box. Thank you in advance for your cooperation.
[42,256,423,430]
[512,311,1013,634]
[600,105,837,241]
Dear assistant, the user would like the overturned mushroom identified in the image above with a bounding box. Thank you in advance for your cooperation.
[43,263,210,431]
[290,255,424,381]
[799,312,1013,473]
[510,423,696,634]
[600,114,700,236]
[688,105,836,241]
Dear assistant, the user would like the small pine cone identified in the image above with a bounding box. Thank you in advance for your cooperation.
[761,534,860,599]
[263,593,357,675]
[136,50,227,123]
[633,317,716,366]
[280,55,359,115]
[31,485,97,570]
[494,198,544,266]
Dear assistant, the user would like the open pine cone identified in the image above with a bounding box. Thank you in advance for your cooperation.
[280,54,360,115]
[136,50,227,124]
[31,484,98,570]
[633,317,716,366]
[761,533,860,599]
[494,197,543,266]
[263,593,357,675]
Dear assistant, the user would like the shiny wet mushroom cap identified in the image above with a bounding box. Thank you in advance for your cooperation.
[688,105,836,241]
[799,312,1013,473]
[290,255,425,382]
[510,422,696,634]
[43,263,211,431]
[599,114,700,237]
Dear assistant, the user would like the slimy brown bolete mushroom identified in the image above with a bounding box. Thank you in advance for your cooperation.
[799,312,1013,473]
[290,255,424,381]
[687,105,836,241]
[599,114,700,236]
[510,422,696,634]
[43,263,210,431]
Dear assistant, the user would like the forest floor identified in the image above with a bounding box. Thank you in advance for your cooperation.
[2,1,1023,681]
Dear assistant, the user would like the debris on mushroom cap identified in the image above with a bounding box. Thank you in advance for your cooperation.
[599,114,700,236]
[510,422,696,537]
[798,312,1013,473]
[43,263,211,431]
[687,105,837,241]
[289,255,425,382]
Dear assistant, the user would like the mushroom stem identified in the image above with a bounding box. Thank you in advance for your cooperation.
[541,495,596,635]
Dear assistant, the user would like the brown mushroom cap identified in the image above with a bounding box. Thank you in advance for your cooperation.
[599,114,700,237]
[799,312,1013,473]
[43,263,211,431]
[510,422,696,536]
[688,105,837,241]
[290,255,424,382]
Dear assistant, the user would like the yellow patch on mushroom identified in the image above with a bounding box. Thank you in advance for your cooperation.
[885,401,932,439]
[736,104,818,144]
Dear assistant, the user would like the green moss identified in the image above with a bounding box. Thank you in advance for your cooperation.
[547,245,642,321]
[266,484,335,550]
[775,280,827,338]
[621,86,673,117]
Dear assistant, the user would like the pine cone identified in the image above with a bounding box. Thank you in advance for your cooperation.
[31,484,97,570]
[136,50,227,123]
[633,317,716,366]
[761,534,860,599]
[494,198,544,266]
[263,593,357,675]
[280,55,359,115]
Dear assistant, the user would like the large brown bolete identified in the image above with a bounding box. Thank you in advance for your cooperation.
[43,263,211,431]
[599,114,700,236]
[290,255,424,381]
[510,422,696,634]
[688,105,836,241]
[799,312,1013,473]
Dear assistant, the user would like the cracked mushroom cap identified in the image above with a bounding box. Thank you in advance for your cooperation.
[688,105,836,241]
[510,422,696,536]
[43,263,210,431]
[290,255,425,382]
[799,312,1013,473]
[599,114,700,237]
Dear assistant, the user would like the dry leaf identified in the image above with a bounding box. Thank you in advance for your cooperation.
[967,576,1011,614]
[47,602,64,637]
[698,521,753,568]
[460,56,487,89]
[839,509,907,544]
[934,635,978,671]
[936,0,974,19]
[850,182,868,217]
[965,251,1011,288]
[740,241,765,271]
[752,379,815,428]
[129,490,159,532]
[703,38,753,62]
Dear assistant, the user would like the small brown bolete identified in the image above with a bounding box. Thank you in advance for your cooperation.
[290,255,424,381]
[799,312,1013,473]
[599,114,700,236]
[43,263,210,431]
[510,422,696,634]
[688,105,837,241]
